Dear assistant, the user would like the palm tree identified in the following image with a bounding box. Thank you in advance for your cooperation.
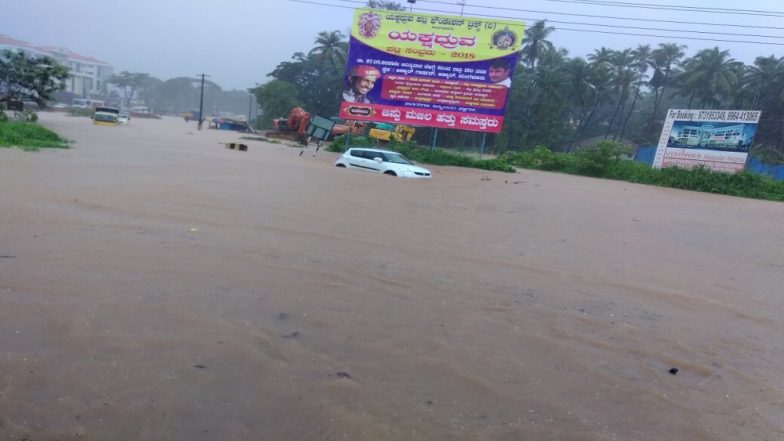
[679,47,741,108]
[309,30,348,75]
[519,21,555,143]
[521,21,555,69]
[366,0,405,10]
[564,57,595,149]
[744,55,784,108]
[587,47,614,66]
[603,49,636,138]
[528,47,572,146]
[744,55,784,152]
[618,44,651,141]
[648,43,686,134]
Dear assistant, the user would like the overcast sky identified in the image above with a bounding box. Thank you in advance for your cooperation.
[1,0,782,90]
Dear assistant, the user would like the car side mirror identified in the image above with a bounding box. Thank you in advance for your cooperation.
[373,157,383,162]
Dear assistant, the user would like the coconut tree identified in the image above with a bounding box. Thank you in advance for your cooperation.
[603,49,636,138]
[563,57,596,149]
[618,44,652,141]
[744,55,784,152]
[648,43,686,134]
[587,47,614,66]
[744,55,784,108]
[527,47,573,147]
[309,30,348,75]
[679,47,741,108]
[521,20,555,69]
[519,21,556,141]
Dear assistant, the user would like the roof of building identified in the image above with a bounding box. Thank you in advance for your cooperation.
[0,34,110,65]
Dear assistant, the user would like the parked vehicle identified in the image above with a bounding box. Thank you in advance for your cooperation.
[368,123,416,143]
[266,107,310,144]
[117,112,130,125]
[72,98,104,109]
[330,117,366,139]
[93,106,120,126]
[334,148,431,179]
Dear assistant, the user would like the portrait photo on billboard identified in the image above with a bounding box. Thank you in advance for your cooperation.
[666,121,758,152]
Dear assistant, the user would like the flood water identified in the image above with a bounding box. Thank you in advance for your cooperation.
[1,112,783,440]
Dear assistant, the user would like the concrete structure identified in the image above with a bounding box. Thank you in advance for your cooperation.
[0,34,113,98]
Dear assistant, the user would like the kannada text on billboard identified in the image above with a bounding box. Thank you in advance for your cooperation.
[339,9,525,133]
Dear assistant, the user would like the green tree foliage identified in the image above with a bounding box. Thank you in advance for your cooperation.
[0,49,70,106]
[521,21,555,69]
[254,80,300,129]
[309,31,348,75]
[144,77,247,117]
[678,47,742,108]
[367,0,405,10]
[647,43,686,135]
[109,71,156,108]
[258,23,784,155]
[147,77,198,114]
[265,30,348,118]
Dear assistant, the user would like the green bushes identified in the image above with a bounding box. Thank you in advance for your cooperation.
[0,121,69,151]
[501,141,630,176]
[501,141,784,201]
[326,136,783,201]
[68,108,93,117]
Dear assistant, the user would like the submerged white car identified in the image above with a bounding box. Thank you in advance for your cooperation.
[334,148,432,179]
[117,112,130,125]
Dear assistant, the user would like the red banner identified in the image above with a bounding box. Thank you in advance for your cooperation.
[339,102,504,133]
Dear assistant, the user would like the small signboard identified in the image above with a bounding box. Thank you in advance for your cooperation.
[653,109,761,173]
[306,115,336,141]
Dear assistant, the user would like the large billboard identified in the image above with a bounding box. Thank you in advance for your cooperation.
[339,9,524,133]
[653,109,761,173]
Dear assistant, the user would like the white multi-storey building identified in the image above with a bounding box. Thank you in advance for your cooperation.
[0,34,113,98]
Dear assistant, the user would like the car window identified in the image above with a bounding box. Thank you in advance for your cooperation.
[350,149,365,158]
[384,152,413,164]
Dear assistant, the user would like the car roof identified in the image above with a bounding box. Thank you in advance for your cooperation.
[348,147,399,154]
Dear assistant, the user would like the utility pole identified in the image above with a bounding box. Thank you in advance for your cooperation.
[457,0,466,16]
[407,0,416,12]
[197,73,209,130]
[247,87,254,125]
[247,83,259,128]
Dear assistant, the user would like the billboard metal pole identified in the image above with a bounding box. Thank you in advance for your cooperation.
[431,128,438,151]
[479,133,486,158]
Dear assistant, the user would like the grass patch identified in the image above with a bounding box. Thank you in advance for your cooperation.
[0,121,69,151]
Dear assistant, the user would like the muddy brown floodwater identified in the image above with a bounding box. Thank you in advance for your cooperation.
[1,112,783,440]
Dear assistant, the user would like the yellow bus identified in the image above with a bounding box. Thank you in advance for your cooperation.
[93,107,120,126]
